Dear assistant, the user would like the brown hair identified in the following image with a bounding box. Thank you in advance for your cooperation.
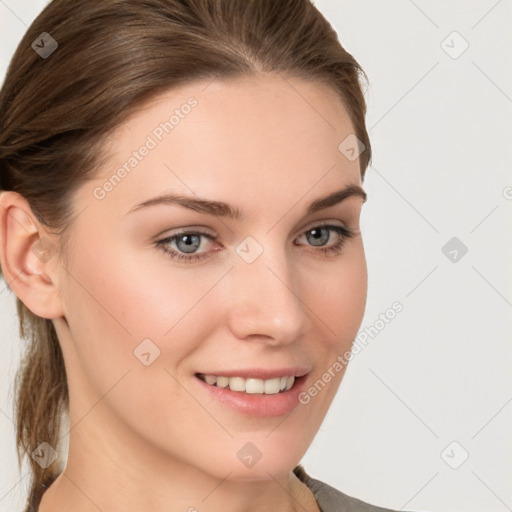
[0,0,371,509]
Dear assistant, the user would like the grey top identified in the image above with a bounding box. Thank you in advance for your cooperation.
[294,464,421,512]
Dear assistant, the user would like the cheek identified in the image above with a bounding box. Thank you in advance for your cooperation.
[306,245,367,347]
[60,244,219,436]
[61,239,226,382]
[285,250,367,444]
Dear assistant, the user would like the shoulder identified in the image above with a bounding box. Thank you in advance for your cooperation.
[293,464,423,512]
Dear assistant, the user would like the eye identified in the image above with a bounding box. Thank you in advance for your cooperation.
[155,224,356,263]
[156,230,217,263]
[296,224,356,257]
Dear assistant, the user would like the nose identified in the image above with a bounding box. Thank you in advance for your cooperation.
[226,239,307,346]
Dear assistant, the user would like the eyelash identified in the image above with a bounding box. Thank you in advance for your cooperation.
[155,224,356,264]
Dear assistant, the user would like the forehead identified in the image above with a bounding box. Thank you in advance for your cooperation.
[82,73,361,216]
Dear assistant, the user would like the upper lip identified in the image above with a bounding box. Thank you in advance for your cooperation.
[196,367,311,380]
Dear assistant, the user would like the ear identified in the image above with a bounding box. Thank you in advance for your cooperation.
[0,191,65,319]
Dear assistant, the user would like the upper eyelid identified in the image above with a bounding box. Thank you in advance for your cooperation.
[159,218,353,239]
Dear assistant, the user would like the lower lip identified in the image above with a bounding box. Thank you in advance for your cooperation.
[194,374,309,418]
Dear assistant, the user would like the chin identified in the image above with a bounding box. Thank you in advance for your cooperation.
[219,439,305,481]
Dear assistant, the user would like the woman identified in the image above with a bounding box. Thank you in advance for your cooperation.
[0,1,421,511]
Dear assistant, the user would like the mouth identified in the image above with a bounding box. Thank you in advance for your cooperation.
[193,370,310,417]
[195,373,298,395]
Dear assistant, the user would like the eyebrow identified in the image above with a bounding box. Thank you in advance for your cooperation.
[126,184,367,219]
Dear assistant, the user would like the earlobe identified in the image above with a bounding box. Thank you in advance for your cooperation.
[0,191,64,319]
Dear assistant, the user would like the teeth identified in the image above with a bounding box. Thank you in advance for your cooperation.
[199,374,296,394]
[217,376,229,388]
[264,378,281,394]
[204,375,217,385]
[229,377,245,392]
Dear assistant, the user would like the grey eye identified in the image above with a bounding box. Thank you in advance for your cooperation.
[305,227,330,247]
[175,234,202,253]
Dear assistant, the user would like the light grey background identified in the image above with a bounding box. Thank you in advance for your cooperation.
[1,1,511,511]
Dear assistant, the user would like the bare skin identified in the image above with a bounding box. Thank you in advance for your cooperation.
[0,72,367,512]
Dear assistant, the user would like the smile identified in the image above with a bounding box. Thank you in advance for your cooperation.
[196,373,295,394]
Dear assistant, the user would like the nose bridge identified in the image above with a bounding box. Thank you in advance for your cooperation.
[227,234,306,342]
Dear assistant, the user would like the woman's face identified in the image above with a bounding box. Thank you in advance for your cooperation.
[53,73,367,481]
